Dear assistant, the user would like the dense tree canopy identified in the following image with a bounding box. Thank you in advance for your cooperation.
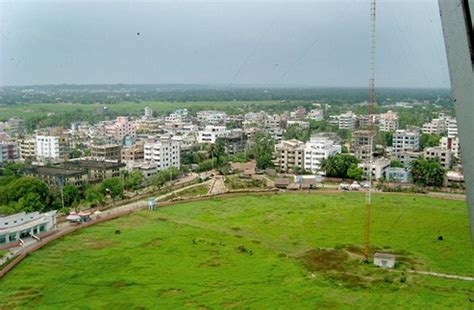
[251,131,275,169]
[321,154,359,179]
[410,158,445,187]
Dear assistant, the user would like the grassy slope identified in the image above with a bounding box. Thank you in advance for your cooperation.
[0,193,472,309]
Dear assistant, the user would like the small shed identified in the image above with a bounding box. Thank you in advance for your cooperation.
[373,252,396,269]
[350,181,361,191]
[339,183,350,191]
[275,178,290,189]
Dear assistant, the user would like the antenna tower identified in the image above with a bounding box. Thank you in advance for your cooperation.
[364,0,376,262]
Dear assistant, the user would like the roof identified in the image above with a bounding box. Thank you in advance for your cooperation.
[62,160,124,169]
[28,166,84,177]
[374,252,396,260]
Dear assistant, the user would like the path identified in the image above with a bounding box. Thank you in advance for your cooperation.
[208,176,226,195]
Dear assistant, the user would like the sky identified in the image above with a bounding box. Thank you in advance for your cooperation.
[0,0,450,88]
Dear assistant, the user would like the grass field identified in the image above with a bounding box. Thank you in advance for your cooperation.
[0,193,472,309]
[0,100,291,121]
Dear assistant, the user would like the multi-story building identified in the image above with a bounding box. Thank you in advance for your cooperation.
[447,118,458,138]
[351,130,375,161]
[290,107,306,120]
[0,141,18,163]
[272,139,305,173]
[440,136,460,159]
[91,144,122,161]
[61,160,126,183]
[303,136,341,173]
[397,150,423,167]
[24,166,87,187]
[144,137,180,170]
[0,211,57,245]
[422,118,446,135]
[6,118,26,136]
[121,142,145,162]
[379,110,399,131]
[18,138,37,161]
[144,107,153,119]
[106,116,136,142]
[35,135,69,162]
[424,147,452,169]
[197,126,228,144]
[220,129,247,155]
[393,129,420,155]
[385,167,410,183]
[308,109,324,121]
[196,110,227,125]
[358,158,390,180]
[338,111,356,130]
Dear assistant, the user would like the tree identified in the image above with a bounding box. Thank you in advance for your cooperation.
[211,138,226,164]
[284,124,310,142]
[321,154,359,178]
[410,158,445,187]
[16,192,46,213]
[69,148,82,159]
[420,133,441,150]
[101,178,124,198]
[124,171,144,190]
[390,160,404,168]
[251,131,274,169]
[84,185,105,207]
[347,163,363,181]
[63,184,80,208]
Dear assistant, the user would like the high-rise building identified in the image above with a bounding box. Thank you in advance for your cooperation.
[144,137,180,170]
[379,110,399,132]
[36,135,69,161]
[272,139,305,173]
[304,136,341,173]
[393,129,420,155]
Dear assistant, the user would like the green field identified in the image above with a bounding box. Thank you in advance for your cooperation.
[0,193,473,309]
[0,100,291,121]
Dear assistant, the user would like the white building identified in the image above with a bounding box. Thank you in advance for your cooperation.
[144,107,153,119]
[196,110,227,125]
[144,137,180,170]
[0,211,57,244]
[424,147,452,169]
[304,136,341,173]
[338,111,356,130]
[393,129,420,155]
[422,118,447,135]
[358,158,390,180]
[379,110,399,132]
[36,135,68,161]
[447,118,458,138]
[308,109,324,121]
[197,125,228,144]
[440,136,460,159]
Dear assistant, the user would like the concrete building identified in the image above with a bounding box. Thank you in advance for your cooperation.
[144,107,153,119]
[422,118,447,135]
[374,252,396,269]
[121,142,145,162]
[338,111,356,130]
[272,139,305,173]
[424,147,452,169]
[144,137,180,170]
[25,166,87,187]
[440,136,460,159]
[106,116,136,142]
[447,118,458,138]
[0,211,57,245]
[351,130,375,161]
[0,141,18,163]
[393,129,420,155]
[61,160,125,183]
[6,118,26,136]
[379,110,399,131]
[196,110,227,125]
[303,136,341,173]
[197,126,228,144]
[220,129,247,155]
[397,150,423,167]
[290,107,306,120]
[358,158,390,180]
[36,135,69,162]
[308,109,324,121]
[18,138,37,161]
[91,144,122,161]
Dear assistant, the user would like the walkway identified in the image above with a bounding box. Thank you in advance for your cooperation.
[208,176,226,195]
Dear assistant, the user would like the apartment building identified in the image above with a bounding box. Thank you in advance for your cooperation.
[196,110,227,125]
[197,126,228,144]
[379,110,399,132]
[121,142,145,162]
[91,144,122,161]
[18,138,37,161]
[338,111,356,130]
[272,139,305,173]
[351,130,375,161]
[424,147,452,169]
[447,118,458,138]
[36,135,69,161]
[0,141,18,163]
[303,136,341,173]
[393,129,420,155]
[106,116,136,142]
[440,136,460,159]
[144,137,180,170]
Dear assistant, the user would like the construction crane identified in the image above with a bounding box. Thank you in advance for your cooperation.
[364,0,377,262]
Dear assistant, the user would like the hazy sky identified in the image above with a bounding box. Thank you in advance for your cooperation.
[0,0,450,88]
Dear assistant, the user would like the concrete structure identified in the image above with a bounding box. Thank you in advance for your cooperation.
[447,118,458,138]
[25,166,87,187]
[121,142,145,162]
[338,111,356,130]
[303,136,341,173]
[351,130,375,161]
[220,129,247,155]
[0,141,18,163]
[0,211,56,244]
[36,135,69,161]
[61,160,125,183]
[379,110,399,131]
[393,129,420,155]
[358,158,390,180]
[397,150,423,167]
[197,126,228,144]
[91,144,121,161]
[144,107,153,119]
[424,147,452,169]
[18,138,37,161]
[422,118,447,135]
[272,139,305,173]
[144,137,180,170]
[373,252,396,269]
[440,136,460,159]
[308,109,324,121]
[196,110,227,125]
[127,161,159,179]
[106,116,136,142]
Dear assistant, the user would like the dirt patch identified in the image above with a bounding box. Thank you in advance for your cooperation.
[301,249,349,273]
[142,237,163,248]
[160,288,184,297]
